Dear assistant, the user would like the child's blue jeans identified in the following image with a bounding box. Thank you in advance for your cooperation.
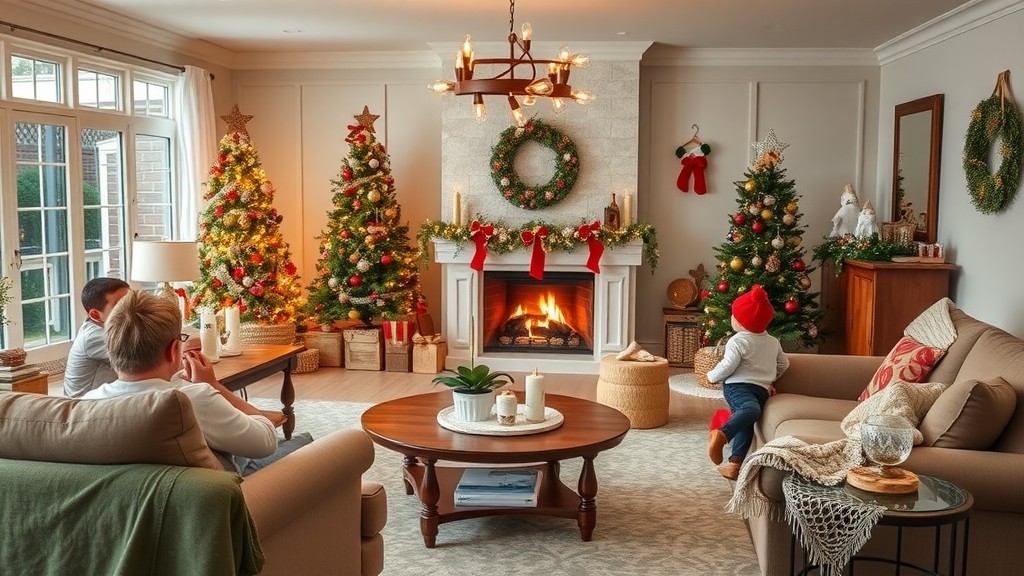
[720,382,770,461]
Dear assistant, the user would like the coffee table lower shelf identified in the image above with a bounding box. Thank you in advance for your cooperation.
[401,458,595,548]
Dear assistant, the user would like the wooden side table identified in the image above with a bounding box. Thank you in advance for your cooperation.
[663,306,701,367]
[1,372,49,394]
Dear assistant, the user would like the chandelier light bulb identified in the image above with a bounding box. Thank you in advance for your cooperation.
[462,35,474,58]
[526,77,554,96]
[508,95,526,127]
[571,53,591,68]
[521,22,532,42]
[550,97,565,114]
[558,45,572,61]
[571,90,594,104]
[473,93,487,123]
[522,95,537,106]
[427,80,455,94]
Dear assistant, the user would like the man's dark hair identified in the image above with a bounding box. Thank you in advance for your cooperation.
[81,277,130,312]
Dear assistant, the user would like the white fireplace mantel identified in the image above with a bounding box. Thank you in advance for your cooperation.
[432,239,644,374]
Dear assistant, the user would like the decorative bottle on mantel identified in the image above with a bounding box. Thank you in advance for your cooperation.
[604,193,621,231]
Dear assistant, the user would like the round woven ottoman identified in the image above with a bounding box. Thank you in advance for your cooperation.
[596,355,670,429]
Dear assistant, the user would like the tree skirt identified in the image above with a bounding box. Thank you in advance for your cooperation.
[669,371,725,399]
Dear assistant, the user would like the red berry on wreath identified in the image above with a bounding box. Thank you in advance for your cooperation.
[784,299,800,314]
[717,281,729,293]
[752,221,766,234]
[349,275,362,287]
[792,259,806,272]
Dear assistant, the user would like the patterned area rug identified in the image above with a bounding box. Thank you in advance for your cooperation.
[252,398,759,576]
[669,371,725,399]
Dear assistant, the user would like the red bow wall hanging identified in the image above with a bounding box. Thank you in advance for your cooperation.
[469,220,494,271]
[675,124,712,195]
[520,226,549,280]
[577,221,604,274]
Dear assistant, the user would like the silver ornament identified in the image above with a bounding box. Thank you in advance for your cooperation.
[357,259,371,272]
[368,158,379,169]
[763,195,776,206]
[771,236,785,249]
[328,277,339,289]
[751,256,763,267]
[242,276,254,288]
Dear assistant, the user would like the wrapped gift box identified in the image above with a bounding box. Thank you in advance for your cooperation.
[343,327,383,371]
[303,330,343,367]
[383,320,414,372]
[412,334,447,374]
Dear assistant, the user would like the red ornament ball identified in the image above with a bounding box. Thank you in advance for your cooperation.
[717,281,729,293]
[792,259,806,272]
[339,230,350,239]
[349,275,362,287]
[353,200,363,210]
[342,167,353,180]
[699,288,711,301]
[751,221,766,234]
[250,254,263,264]
[784,299,800,314]
[733,213,747,226]
[381,254,393,266]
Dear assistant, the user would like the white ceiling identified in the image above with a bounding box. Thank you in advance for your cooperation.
[44,0,972,54]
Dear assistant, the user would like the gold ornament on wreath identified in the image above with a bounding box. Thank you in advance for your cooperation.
[963,70,1023,214]
[490,118,580,210]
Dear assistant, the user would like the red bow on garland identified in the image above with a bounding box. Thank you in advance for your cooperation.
[677,154,708,195]
[520,226,549,280]
[469,220,494,272]
[577,221,604,274]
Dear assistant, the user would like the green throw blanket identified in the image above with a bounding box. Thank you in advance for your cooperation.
[0,459,264,576]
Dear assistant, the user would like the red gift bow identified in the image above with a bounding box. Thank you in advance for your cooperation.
[520,226,549,280]
[469,220,494,271]
[677,154,708,195]
[577,221,605,274]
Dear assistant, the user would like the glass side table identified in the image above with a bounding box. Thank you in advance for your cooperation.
[788,473,973,576]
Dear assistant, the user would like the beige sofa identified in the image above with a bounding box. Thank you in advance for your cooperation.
[0,390,386,576]
[746,305,1024,575]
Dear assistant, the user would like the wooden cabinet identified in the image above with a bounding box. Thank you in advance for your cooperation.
[819,259,956,356]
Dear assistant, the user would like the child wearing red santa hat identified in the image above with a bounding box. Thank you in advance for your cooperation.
[707,285,789,480]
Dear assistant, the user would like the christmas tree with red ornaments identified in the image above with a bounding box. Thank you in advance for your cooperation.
[192,105,303,324]
[305,106,421,326]
[699,130,822,348]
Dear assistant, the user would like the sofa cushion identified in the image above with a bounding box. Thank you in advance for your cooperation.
[361,481,388,538]
[774,419,845,445]
[757,394,857,442]
[920,377,1016,449]
[0,390,223,469]
[952,327,1024,453]
[859,337,946,401]
[842,381,947,445]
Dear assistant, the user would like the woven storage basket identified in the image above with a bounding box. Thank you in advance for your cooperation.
[293,348,320,374]
[693,337,727,389]
[239,322,297,345]
[0,348,27,367]
[665,322,701,368]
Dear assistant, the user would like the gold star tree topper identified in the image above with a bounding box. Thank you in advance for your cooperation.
[751,129,789,164]
[353,106,380,133]
[220,105,254,136]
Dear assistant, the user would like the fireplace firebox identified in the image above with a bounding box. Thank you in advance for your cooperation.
[482,271,594,354]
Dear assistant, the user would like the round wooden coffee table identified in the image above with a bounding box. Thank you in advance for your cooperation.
[361,391,630,548]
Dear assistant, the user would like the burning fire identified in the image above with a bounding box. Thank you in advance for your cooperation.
[510,292,568,337]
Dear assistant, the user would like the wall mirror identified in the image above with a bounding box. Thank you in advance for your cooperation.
[892,94,944,244]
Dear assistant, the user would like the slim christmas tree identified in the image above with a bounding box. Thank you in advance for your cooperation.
[192,106,303,324]
[305,106,420,326]
[700,130,822,348]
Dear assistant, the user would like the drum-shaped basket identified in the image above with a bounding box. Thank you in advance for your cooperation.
[692,337,727,389]
[0,348,27,367]
[293,348,320,374]
[239,322,297,345]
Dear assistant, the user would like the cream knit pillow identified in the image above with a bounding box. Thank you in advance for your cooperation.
[841,381,948,445]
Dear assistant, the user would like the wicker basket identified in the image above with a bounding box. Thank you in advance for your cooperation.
[693,337,727,389]
[239,322,297,345]
[293,348,320,374]
[665,322,701,367]
[0,348,27,368]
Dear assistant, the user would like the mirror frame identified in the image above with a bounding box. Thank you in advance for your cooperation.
[892,94,944,244]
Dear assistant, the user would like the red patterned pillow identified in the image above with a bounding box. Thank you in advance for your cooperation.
[859,336,946,401]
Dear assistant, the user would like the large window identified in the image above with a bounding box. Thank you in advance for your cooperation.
[78,69,121,111]
[10,54,63,103]
[81,128,126,280]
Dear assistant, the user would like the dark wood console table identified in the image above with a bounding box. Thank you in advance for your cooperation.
[215,343,304,439]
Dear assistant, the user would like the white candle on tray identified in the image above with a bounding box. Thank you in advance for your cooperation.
[224,305,241,353]
[452,188,462,225]
[525,368,546,422]
[496,391,517,426]
[199,307,220,362]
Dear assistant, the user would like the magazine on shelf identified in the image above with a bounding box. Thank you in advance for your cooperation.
[454,468,542,508]
[0,365,41,382]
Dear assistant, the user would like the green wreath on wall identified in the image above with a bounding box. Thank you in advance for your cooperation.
[963,71,1023,214]
[490,118,579,210]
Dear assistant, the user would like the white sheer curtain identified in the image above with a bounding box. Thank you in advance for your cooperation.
[174,66,217,240]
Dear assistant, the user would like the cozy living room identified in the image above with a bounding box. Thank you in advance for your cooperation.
[1,0,1023,574]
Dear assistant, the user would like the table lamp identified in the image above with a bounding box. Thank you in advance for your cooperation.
[130,241,200,304]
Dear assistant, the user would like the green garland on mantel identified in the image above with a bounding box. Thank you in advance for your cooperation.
[963,71,1023,214]
[416,219,659,271]
[812,235,916,275]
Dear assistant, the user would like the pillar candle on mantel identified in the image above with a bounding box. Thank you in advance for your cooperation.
[525,368,546,422]
[199,307,220,363]
[452,189,462,225]
[224,305,241,354]
[622,191,633,226]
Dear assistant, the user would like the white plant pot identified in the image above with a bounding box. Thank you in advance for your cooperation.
[452,389,495,422]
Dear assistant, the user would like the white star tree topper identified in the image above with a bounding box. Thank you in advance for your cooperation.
[751,129,790,164]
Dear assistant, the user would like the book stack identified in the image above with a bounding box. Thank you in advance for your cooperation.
[454,468,542,508]
[0,363,43,391]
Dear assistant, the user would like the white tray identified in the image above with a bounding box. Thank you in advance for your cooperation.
[436,405,564,436]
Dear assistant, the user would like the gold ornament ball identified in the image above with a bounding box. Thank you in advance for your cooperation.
[744,180,756,192]
[730,257,744,271]
[368,189,382,203]
[785,202,798,214]
[761,209,774,220]
[384,207,397,219]
[789,236,802,247]
[364,235,376,246]
[732,232,744,243]
[349,253,360,264]
[348,310,360,320]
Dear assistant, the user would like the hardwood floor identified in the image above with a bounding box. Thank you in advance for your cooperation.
[242,366,726,421]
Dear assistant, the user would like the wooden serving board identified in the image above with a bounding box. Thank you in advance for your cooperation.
[846,466,919,494]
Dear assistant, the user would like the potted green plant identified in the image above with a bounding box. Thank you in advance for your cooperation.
[432,364,514,422]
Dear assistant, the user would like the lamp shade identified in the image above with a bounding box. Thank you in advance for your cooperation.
[130,241,200,283]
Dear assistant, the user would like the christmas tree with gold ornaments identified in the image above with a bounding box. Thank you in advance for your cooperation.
[305,106,421,326]
[699,130,822,348]
[192,105,303,324]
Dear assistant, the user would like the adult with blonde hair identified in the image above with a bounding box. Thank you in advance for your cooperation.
[84,290,309,475]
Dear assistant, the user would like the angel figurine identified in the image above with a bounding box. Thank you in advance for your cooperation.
[829,184,861,237]
[854,201,880,239]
